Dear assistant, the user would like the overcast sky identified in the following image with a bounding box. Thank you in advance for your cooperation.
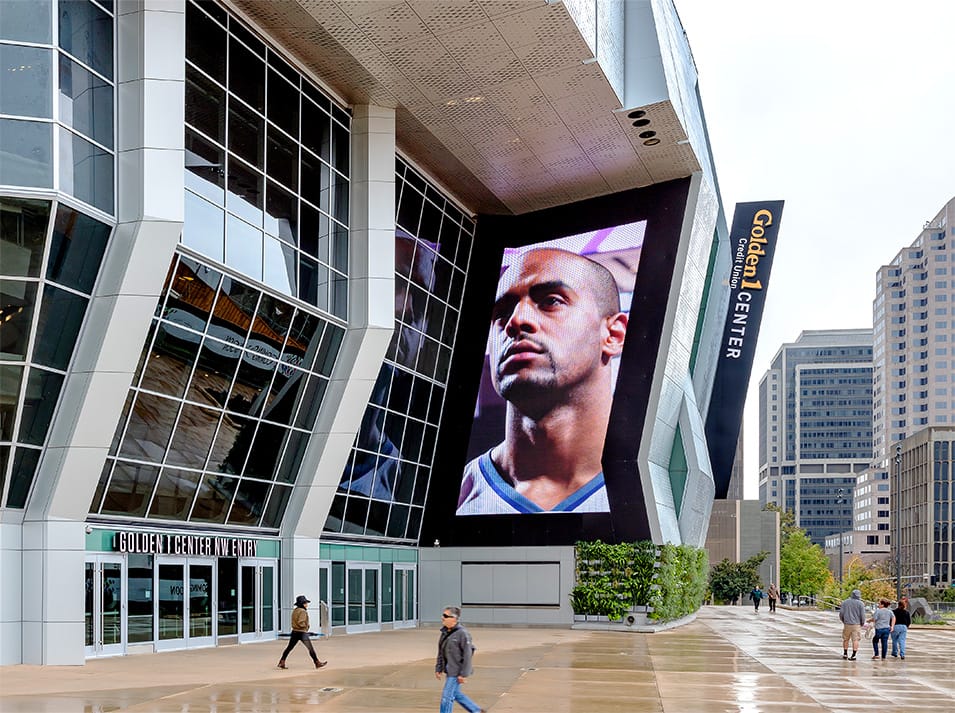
[674,1,955,498]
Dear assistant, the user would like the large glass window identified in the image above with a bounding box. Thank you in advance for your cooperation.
[0,0,115,211]
[324,158,474,542]
[91,253,345,530]
[183,0,349,318]
[0,199,110,509]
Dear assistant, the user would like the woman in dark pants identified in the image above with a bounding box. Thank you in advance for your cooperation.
[278,595,327,669]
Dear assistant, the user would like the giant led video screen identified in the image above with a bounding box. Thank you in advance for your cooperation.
[458,226,644,515]
[422,179,692,547]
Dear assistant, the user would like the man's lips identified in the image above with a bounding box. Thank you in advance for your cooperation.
[498,342,545,370]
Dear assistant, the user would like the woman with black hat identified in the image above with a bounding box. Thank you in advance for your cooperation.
[277,595,327,669]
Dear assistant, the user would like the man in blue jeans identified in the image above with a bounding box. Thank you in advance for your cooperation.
[435,607,486,713]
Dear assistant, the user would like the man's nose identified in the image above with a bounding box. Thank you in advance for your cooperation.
[504,300,538,337]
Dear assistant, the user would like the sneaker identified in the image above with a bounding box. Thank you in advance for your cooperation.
[842,653,848,660]
[277,662,287,669]
[872,655,879,660]
[315,660,328,669]
[891,653,898,657]
[900,655,905,660]
[849,655,857,661]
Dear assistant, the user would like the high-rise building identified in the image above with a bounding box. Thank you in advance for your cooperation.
[0,0,731,665]
[758,329,873,544]
[861,198,955,530]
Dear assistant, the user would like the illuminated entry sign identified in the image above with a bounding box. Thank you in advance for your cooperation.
[113,531,258,557]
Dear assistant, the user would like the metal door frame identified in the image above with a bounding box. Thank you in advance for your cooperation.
[393,563,417,628]
[238,558,278,643]
[84,554,126,658]
[345,562,381,634]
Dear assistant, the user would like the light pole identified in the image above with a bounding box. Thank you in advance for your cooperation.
[895,444,903,602]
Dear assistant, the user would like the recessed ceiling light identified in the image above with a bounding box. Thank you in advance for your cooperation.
[627,110,646,119]
[643,138,660,146]
[632,118,650,127]
[638,130,656,139]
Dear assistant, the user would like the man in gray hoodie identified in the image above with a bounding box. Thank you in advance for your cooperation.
[839,589,867,660]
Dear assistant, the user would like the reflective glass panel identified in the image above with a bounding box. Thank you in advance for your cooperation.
[266,69,299,139]
[31,284,88,370]
[58,0,114,80]
[47,204,111,293]
[165,403,220,469]
[0,45,53,119]
[100,460,159,517]
[185,0,225,83]
[158,563,184,639]
[59,53,113,148]
[183,191,225,261]
[164,256,220,329]
[187,336,240,407]
[228,36,264,112]
[228,101,264,169]
[0,0,52,43]
[210,275,259,343]
[148,468,200,520]
[0,281,38,360]
[226,217,262,281]
[138,322,199,399]
[228,478,268,525]
[0,119,53,188]
[0,365,24,440]
[226,159,263,226]
[185,128,225,203]
[5,447,40,507]
[17,367,64,445]
[264,180,297,243]
[242,422,286,478]
[217,557,237,634]
[185,66,225,146]
[263,234,296,295]
[261,482,291,528]
[191,473,236,523]
[210,413,253,474]
[59,127,114,214]
[118,392,179,461]
[0,197,50,278]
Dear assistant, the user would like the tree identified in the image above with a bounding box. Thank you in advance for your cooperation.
[709,552,767,604]
[779,529,830,598]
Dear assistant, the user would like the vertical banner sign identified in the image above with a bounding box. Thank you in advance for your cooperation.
[706,201,784,498]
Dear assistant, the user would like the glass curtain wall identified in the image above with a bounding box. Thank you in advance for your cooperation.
[1,198,111,508]
[324,158,475,542]
[182,0,350,320]
[0,0,115,214]
[89,253,344,530]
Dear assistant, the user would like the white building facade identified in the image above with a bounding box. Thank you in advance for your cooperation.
[0,0,730,665]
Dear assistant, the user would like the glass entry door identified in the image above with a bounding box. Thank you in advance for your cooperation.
[346,563,379,633]
[84,556,125,657]
[156,557,216,650]
[394,565,416,628]
[238,559,277,643]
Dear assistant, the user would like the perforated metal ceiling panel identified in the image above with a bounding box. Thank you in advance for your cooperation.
[233,0,700,215]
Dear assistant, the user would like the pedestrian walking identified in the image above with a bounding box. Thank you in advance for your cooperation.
[749,585,764,613]
[435,606,485,713]
[767,583,779,613]
[277,595,327,670]
[869,598,895,660]
[839,588,866,660]
[891,597,910,660]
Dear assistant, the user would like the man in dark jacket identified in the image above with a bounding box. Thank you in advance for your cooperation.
[435,607,485,713]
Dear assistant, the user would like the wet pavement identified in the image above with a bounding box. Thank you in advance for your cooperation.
[1,606,952,712]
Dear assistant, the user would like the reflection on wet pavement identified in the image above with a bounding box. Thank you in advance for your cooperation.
[1,607,952,711]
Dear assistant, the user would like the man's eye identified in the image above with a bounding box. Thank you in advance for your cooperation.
[541,295,564,307]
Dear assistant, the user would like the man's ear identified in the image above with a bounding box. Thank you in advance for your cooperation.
[602,312,628,358]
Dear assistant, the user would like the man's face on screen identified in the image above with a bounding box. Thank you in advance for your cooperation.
[488,249,608,407]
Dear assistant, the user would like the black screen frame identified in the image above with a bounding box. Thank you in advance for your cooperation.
[421,178,692,547]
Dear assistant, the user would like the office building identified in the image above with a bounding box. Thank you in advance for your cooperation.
[0,0,730,664]
[758,329,873,545]
[895,426,955,588]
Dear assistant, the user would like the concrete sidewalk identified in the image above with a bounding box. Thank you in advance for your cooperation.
[1,606,952,712]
